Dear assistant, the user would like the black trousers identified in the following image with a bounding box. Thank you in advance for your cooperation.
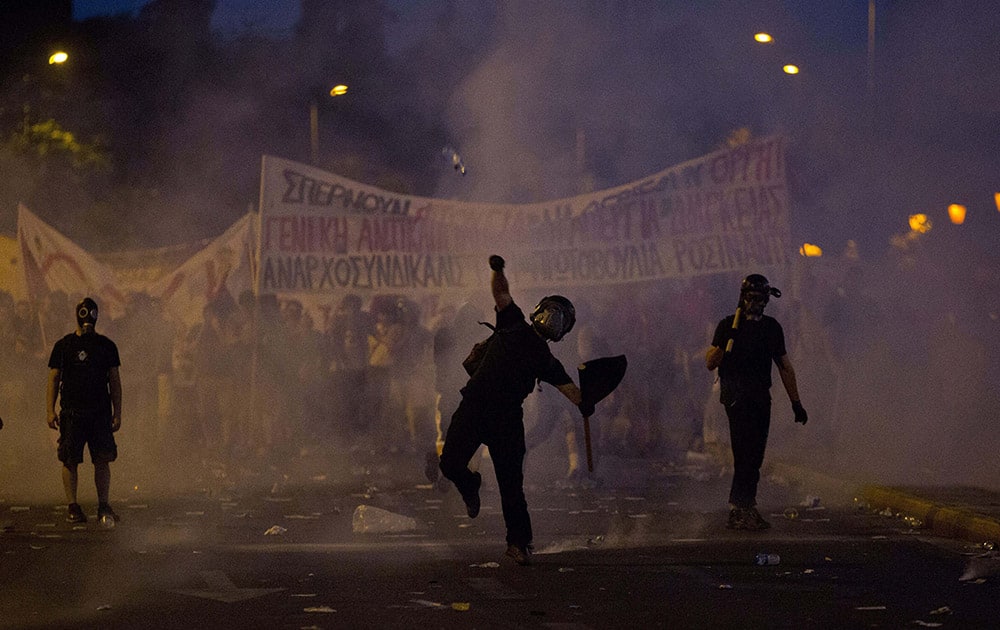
[724,392,771,508]
[439,396,532,547]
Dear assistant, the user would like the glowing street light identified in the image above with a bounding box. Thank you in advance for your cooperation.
[908,213,932,234]
[782,64,800,75]
[48,51,68,65]
[947,203,966,225]
[754,32,773,43]
[994,192,1000,213]
[310,83,349,165]
[799,243,822,257]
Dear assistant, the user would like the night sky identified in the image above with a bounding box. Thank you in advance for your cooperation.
[49,1,1000,256]
[74,0,301,35]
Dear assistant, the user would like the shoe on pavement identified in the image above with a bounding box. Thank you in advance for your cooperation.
[67,503,87,524]
[505,544,532,566]
[744,507,770,530]
[462,471,481,518]
[424,451,440,483]
[98,503,120,524]
[726,507,746,530]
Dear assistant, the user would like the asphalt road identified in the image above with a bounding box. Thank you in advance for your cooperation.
[2,449,998,629]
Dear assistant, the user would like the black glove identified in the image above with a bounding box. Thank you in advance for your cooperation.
[579,400,595,418]
[489,255,505,272]
[792,400,808,425]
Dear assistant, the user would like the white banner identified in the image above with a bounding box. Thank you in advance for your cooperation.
[18,204,127,318]
[17,205,256,329]
[147,213,257,328]
[257,136,791,299]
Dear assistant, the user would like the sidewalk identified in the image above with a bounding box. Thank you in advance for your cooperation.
[770,462,1000,545]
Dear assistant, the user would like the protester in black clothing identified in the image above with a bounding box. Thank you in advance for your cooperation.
[706,274,807,530]
[46,297,123,525]
[439,255,587,565]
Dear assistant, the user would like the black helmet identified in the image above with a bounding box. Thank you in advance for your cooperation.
[530,295,575,342]
[76,297,99,328]
[739,274,781,316]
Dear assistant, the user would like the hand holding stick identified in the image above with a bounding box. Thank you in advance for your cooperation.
[725,306,741,353]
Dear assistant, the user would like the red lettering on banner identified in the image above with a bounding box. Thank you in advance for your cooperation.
[264,216,349,253]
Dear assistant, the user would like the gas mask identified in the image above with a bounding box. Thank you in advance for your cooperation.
[76,297,99,330]
[739,274,781,318]
[530,295,576,342]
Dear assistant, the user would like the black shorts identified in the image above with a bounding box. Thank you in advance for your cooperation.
[57,409,118,465]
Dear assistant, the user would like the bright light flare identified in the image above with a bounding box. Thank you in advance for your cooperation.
[799,243,822,257]
[754,32,773,43]
[994,192,1000,213]
[947,203,966,225]
[330,84,348,96]
[48,51,68,65]
[782,64,800,75]
[908,213,932,233]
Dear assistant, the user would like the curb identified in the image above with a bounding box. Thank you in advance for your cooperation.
[860,485,1000,545]
[769,462,1000,544]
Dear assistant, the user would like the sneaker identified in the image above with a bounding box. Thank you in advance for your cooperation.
[66,503,87,524]
[98,503,120,524]
[505,543,532,566]
[726,507,746,530]
[461,471,481,518]
[424,451,440,483]
[744,507,771,530]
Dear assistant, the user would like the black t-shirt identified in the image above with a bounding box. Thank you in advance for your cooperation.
[712,314,786,393]
[461,301,572,407]
[48,332,121,412]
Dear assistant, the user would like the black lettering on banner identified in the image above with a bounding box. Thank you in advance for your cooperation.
[672,233,789,275]
[664,190,721,235]
[261,254,465,292]
[706,138,784,186]
[279,169,412,215]
[319,257,337,289]
[639,197,661,239]
[716,184,789,232]
[526,243,667,284]
[576,203,634,244]
[282,170,306,204]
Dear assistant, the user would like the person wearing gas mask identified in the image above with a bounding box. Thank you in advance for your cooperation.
[439,255,587,565]
[706,274,807,531]
[46,297,123,525]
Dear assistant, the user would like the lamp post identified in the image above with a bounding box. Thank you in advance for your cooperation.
[309,83,348,165]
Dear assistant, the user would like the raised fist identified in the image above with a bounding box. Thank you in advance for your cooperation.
[489,255,505,272]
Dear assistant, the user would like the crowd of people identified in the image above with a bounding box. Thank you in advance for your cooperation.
[3,235,997,498]
[0,276,722,487]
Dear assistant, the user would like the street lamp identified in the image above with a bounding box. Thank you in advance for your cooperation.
[947,204,966,225]
[310,84,348,165]
[48,51,68,65]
